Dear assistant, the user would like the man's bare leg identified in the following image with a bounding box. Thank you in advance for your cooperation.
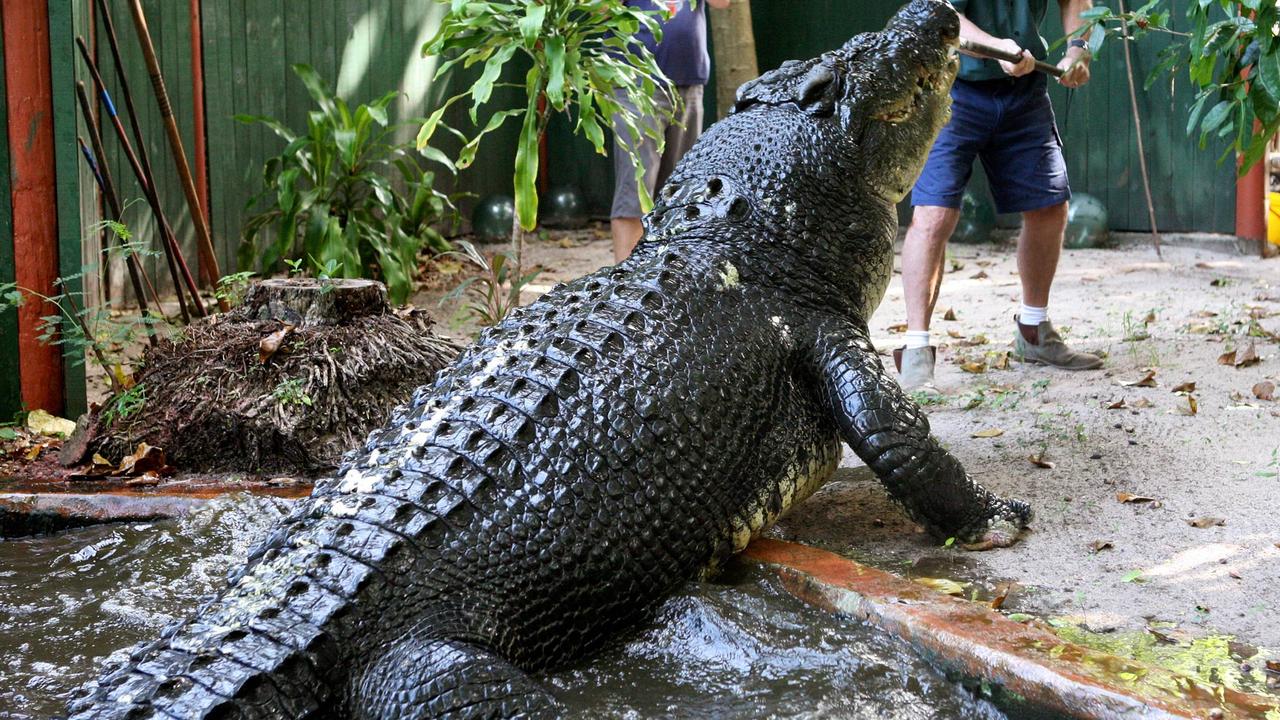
[611,218,643,263]
[897,205,961,389]
[1016,201,1067,308]
[1012,200,1101,369]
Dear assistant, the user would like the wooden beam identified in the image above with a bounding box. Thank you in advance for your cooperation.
[2,0,64,414]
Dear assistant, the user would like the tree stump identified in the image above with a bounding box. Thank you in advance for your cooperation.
[65,279,461,475]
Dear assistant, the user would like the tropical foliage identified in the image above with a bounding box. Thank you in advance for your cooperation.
[238,64,458,303]
[1075,0,1280,171]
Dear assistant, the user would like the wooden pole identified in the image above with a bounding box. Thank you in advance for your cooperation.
[128,0,228,311]
[188,0,210,241]
[3,0,64,413]
[76,40,201,321]
[1116,0,1162,258]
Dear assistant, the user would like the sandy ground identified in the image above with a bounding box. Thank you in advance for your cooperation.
[433,227,1280,656]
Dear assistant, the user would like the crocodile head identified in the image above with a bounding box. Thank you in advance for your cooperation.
[732,0,960,203]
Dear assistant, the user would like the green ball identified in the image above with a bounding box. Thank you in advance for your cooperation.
[951,191,997,244]
[1064,193,1108,249]
[472,194,515,240]
[542,185,588,229]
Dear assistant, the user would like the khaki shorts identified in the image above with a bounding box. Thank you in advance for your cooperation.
[610,84,704,219]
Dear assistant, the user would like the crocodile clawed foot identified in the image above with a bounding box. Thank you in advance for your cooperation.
[957,498,1032,551]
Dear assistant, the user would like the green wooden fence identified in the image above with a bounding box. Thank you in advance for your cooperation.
[78,0,1236,293]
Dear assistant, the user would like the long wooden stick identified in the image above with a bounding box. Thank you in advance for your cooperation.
[75,41,202,321]
[1116,0,1162,258]
[127,0,228,311]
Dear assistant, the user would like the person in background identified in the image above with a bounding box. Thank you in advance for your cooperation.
[895,0,1103,390]
[611,0,730,262]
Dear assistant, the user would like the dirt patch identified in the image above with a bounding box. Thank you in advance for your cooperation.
[774,240,1280,654]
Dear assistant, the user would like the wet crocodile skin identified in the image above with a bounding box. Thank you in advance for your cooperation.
[67,2,1030,718]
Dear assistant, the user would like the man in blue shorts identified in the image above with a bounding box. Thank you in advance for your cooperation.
[896,0,1103,389]
[612,0,729,262]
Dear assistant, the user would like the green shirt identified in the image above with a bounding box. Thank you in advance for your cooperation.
[954,0,1050,82]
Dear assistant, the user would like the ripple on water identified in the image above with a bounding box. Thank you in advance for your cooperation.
[1,496,1005,719]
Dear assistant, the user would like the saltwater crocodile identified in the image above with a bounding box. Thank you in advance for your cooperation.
[68,2,1030,717]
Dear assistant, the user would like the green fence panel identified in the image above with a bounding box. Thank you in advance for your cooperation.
[748,0,1235,233]
[0,5,16,420]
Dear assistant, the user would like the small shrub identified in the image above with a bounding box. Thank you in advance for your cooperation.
[238,64,459,304]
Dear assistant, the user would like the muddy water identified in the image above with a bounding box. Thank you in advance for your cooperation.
[1,496,1007,719]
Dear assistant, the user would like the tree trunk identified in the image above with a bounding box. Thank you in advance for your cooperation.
[709,0,759,120]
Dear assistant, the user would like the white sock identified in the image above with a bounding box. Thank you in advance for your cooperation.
[1019,304,1048,326]
[904,330,931,349]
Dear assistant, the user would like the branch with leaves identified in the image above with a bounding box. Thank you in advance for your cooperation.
[1073,0,1279,172]
[418,0,680,234]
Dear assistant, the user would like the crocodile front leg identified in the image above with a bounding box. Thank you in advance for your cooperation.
[808,318,1030,549]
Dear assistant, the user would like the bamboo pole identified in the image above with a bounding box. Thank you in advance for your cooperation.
[127,0,228,311]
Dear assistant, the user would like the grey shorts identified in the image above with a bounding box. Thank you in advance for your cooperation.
[611,84,704,219]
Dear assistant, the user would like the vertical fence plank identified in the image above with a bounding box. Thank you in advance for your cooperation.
[0,3,17,419]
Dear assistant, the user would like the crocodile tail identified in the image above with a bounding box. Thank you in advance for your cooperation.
[64,602,341,719]
[64,537,362,719]
[351,632,561,720]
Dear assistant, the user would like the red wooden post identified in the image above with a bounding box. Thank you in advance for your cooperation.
[189,0,210,237]
[3,0,64,413]
[1237,122,1267,245]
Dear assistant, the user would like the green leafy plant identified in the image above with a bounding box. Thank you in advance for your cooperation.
[215,271,256,307]
[419,0,679,277]
[101,382,146,427]
[238,64,459,304]
[441,240,541,327]
[1072,1,1280,171]
[272,377,313,407]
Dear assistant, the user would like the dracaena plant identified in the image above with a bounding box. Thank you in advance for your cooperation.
[418,0,681,278]
[1073,0,1280,171]
[238,64,459,304]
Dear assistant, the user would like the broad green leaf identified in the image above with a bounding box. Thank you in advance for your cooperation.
[1200,100,1233,137]
[470,44,518,123]
[292,64,338,119]
[518,4,548,49]
[545,36,567,109]
[513,69,543,231]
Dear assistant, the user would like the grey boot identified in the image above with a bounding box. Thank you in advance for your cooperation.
[1013,318,1103,370]
[893,346,937,390]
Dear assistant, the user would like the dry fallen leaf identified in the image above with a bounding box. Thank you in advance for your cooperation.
[1254,381,1276,401]
[1143,310,1157,324]
[989,581,1019,610]
[971,428,1004,438]
[1178,395,1199,416]
[1191,310,1219,318]
[1119,370,1158,388]
[1219,349,1238,366]
[1186,516,1226,529]
[1131,397,1155,409]
[1235,341,1261,368]
[1107,398,1127,410]
[943,308,958,321]
[23,443,46,461]
[258,324,295,364]
[914,577,968,596]
[1171,381,1196,394]
[1027,453,1055,469]
[947,329,963,339]
[1089,540,1114,553]
[970,270,989,280]
[990,351,1011,370]
[115,443,174,477]
[1195,261,1214,269]
[960,361,987,374]
[557,237,575,249]
[1228,569,1242,580]
[1116,493,1156,504]
[886,323,908,333]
